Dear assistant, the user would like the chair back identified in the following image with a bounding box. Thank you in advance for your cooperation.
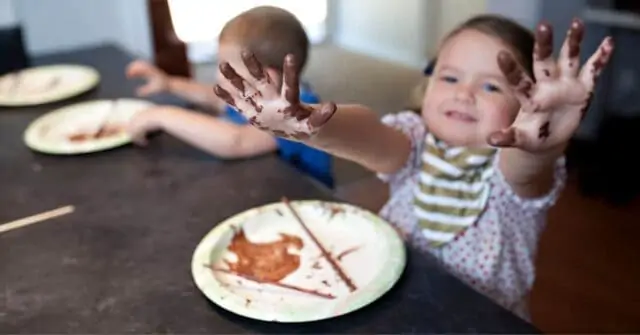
[0,25,29,75]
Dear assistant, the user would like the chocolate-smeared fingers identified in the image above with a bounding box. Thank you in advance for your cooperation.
[559,18,585,78]
[579,36,614,91]
[213,51,337,139]
[241,51,279,100]
[488,127,519,148]
[281,54,301,106]
[307,102,337,128]
[213,83,254,114]
[216,61,265,115]
[576,36,613,118]
[213,85,236,108]
[533,21,558,81]
[497,51,535,107]
[219,62,252,97]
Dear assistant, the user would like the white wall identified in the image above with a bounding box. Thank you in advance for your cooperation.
[436,0,488,41]
[333,0,434,69]
[13,0,152,59]
[332,0,491,69]
[486,0,542,29]
[0,0,17,27]
[114,0,153,60]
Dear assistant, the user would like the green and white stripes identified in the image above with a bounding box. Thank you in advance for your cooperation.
[414,134,496,247]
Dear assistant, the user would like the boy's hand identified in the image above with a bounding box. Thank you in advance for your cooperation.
[126,107,170,146]
[488,18,614,153]
[213,51,336,140]
[126,60,170,97]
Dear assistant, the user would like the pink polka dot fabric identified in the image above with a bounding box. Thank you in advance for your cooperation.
[377,111,567,321]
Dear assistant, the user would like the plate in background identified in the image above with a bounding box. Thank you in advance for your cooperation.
[23,98,153,155]
[0,64,100,106]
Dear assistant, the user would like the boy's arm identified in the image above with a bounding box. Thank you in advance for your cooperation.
[126,60,226,112]
[212,52,412,175]
[164,77,227,112]
[128,106,277,158]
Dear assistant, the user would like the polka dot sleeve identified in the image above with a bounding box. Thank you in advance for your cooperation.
[376,111,426,187]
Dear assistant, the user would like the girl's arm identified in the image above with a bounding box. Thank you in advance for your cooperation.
[127,106,277,159]
[489,19,614,197]
[211,51,412,174]
[497,148,562,198]
[304,104,411,174]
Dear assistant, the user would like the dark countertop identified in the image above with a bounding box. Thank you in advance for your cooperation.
[0,44,539,334]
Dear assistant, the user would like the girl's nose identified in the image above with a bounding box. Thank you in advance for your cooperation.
[454,84,475,104]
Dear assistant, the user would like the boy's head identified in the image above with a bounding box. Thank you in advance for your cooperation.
[216,6,310,86]
[414,15,535,147]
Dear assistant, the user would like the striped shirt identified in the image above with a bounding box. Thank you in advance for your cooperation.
[377,111,567,321]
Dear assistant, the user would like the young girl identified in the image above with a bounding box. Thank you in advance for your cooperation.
[212,15,614,320]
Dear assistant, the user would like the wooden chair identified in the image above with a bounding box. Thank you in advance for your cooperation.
[147,0,191,78]
[0,25,29,75]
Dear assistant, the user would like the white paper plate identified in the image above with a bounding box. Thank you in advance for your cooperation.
[23,98,154,155]
[0,64,100,106]
[191,200,406,323]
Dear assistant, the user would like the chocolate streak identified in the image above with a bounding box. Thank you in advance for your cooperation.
[206,266,336,300]
[567,18,584,59]
[582,38,613,119]
[535,22,553,60]
[241,51,267,81]
[538,121,551,140]
[219,62,245,95]
[282,197,358,292]
[336,246,360,261]
[592,37,614,76]
[497,52,534,100]
[213,85,236,108]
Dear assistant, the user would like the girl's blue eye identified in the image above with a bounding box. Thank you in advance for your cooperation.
[483,83,501,93]
[440,75,457,83]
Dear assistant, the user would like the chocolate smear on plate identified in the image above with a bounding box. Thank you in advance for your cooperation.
[282,197,358,292]
[336,246,361,261]
[224,228,304,282]
[207,266,335,300]
[67,125,124,142]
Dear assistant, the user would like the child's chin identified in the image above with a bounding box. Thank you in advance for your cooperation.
[429,126,484,147]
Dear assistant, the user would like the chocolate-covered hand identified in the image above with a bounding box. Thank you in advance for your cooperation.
[213,51,336,140]
[488,18,614,152]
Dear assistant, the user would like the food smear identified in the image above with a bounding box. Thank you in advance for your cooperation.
[225,228,304,283]
[67,125,124,142]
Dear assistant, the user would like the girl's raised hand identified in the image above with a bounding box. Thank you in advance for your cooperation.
[488,18,614,152]
[213,51,336,140]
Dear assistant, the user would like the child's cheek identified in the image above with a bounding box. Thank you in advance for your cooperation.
[482,100,518,131]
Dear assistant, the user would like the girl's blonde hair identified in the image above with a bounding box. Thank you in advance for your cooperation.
[408,14,536,112]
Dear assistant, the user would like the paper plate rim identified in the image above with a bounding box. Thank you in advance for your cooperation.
[191,200,407,323]
[22,98,154,155]
[0,64,101,107]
